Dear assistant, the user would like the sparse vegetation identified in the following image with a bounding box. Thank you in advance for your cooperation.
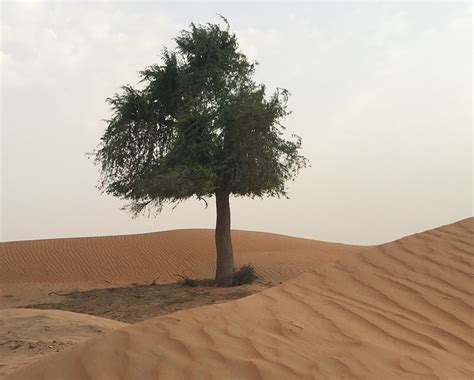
[176,275,214,287]
[176,265,257,288]
[25,280,265,323]
[232,264,257,286]
[179,276,198,287]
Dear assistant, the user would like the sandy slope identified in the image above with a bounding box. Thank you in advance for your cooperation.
[0,230,364,307]
[7,218,473,380]
[0,309,127,378]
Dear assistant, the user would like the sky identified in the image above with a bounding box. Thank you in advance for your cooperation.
[1,1,472,244]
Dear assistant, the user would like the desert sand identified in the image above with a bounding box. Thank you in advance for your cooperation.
[0,229,365,377]
[0,308,127,378]
[3,218,473,379]
[0,229,365,308]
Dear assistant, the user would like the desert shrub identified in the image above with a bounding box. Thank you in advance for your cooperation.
[232,264,257,286]
[177,275,198,287]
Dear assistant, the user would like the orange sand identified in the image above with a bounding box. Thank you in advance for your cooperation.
[0,230,365,306]
[5,218,473,379]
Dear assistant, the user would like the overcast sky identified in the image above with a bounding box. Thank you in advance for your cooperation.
[1,1,472,244]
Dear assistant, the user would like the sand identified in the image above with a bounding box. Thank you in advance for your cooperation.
[0,229,366,376]
[0,229,365,308]
[5,217,473,379]
[0,308,127,378]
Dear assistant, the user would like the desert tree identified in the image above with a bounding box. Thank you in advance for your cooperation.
[94,18,307,286]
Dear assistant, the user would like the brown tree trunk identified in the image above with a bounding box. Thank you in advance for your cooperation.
[214,191,234,287]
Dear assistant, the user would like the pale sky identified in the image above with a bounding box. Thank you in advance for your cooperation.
[1,1,472,244]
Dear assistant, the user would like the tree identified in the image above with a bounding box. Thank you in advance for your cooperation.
[94,18,308,286]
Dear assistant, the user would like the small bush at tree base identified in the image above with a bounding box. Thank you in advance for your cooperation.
[232,264,257,286]
[177,275,199,287]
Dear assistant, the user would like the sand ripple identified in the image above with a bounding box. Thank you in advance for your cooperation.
[0,230,364,295]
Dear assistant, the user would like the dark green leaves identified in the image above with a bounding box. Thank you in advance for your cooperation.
[95,19,307,214]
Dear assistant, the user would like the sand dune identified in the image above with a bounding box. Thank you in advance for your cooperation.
[7,218,473,379]
[0,230,365,307]
[0,309,127,378]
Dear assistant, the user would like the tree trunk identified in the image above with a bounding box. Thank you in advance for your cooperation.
[214,191,234,287]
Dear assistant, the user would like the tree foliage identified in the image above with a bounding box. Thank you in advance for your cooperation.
[95,18,307,214]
